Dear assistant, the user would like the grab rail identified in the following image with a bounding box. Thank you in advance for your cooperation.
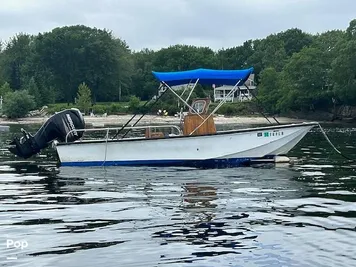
[65,125,182,143]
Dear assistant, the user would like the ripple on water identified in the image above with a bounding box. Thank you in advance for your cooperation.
[0,124,356,266]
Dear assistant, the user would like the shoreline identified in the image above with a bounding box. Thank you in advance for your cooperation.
[0,114,317,127]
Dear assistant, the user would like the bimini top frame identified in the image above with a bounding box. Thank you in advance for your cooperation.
[152,67,255,134]
[109,67,255,140]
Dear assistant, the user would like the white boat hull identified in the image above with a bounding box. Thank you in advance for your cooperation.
[55,122,317,168]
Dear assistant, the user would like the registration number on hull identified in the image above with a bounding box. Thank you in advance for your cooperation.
[257,130,284,137]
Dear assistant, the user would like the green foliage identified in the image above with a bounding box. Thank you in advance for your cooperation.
[27,77,41,108]
[214,102,253,116]
[3,90,35,118]
[155,102,180,116]
[130,49,158,100]
[92,103,127,115]
[41,86,56,105]
[153,45,217,72]
[256,68,282,114]
[217,41,254,70]
[330,20,356,106]
[278,28,313,56]
[346,19,356,40]
[331,40,356,105]
[76,82,92,114]
[46,103,75,114]
[32,25,132,102]
[128,96,141,113]
[0,20,356,118]
[1,34,34,90]
[108,103,126,114]
[92,104,107,115]
[0,82,12,97]
[278,47,330,111]
[47,102,128,115]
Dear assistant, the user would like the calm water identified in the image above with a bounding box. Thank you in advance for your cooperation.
[0,123,355,267]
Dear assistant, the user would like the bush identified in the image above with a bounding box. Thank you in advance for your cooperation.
[3,90,36,118]
[92,104,107,115]
[156,103,180,115]
[46,102,130,116]
[213,102,254,116]
[108,103,126,114]
[91,103,128,115]
[128,96,141,113]
[47,103,75,114]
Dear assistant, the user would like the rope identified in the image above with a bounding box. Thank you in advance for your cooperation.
[317,123,355,162]
[101,129,109,167]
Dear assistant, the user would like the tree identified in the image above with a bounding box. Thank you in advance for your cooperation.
[0,34,34,90]
[0,41,5,85]
[3,90,35,118]
[246,35,287,77]
[115,38,133,101]
[0,82,12,97]
[278,28,313,56]
[153,45,217,71]
[279,47,331,111]
[257,67,282,114]
[33,25,132,102]
[329,20,356,105]
[312,30,345,58]
[131,49,158,100]
[346,19,356,40]
[217,40,254,70]
[0,20,354,116]
[27,77,41,107]
[331,40,356,105]
[76,82,92,114]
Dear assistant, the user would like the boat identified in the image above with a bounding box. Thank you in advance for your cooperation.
[8,67,318,168]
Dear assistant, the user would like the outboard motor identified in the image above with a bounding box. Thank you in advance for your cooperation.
[8,108,85,159]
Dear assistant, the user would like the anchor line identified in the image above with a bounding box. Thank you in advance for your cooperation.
[317,123,355,162]
[244,81,353,162]
[101,129,109,167]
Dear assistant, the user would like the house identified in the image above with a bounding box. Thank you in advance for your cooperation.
[213,74,256,102]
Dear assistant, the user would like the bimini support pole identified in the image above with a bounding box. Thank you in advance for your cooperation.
[244,83,280,125]
[185,78,200,103]
[112,84,168,140]
[178,80,191,99]
[189,79,242,136]
[161,81,204,120]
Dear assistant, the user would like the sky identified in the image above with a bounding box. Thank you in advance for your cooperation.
[0,0,355,51]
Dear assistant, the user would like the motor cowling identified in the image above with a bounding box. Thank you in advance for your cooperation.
[8,108,85,159]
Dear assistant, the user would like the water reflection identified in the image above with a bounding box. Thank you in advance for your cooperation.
[0,124,355,266]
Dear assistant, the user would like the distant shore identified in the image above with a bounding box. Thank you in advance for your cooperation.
[0,114,315,127]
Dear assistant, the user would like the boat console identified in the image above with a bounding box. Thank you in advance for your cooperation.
[183,98,216,136]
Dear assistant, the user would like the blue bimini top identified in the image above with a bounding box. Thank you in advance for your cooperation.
[152,67,254,86]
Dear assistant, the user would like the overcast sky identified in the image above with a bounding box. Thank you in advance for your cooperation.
[0,0,354,51]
